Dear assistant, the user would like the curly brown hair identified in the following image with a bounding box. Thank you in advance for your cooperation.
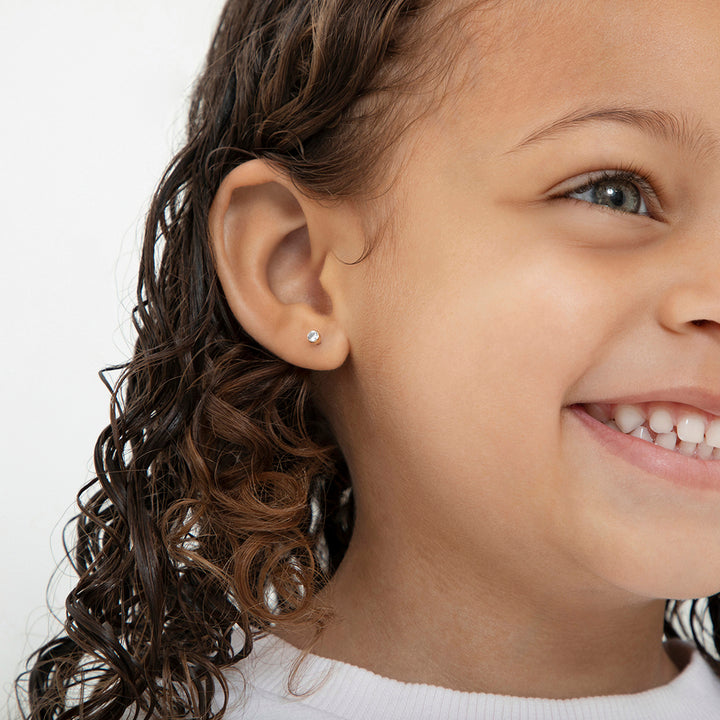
[16,1,471,718]
[16,0,720,718]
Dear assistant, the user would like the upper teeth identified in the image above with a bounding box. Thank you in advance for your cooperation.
[677,413,706,444]
[585,402,720,459]
[614,405,644,434]
[648,408,673,434]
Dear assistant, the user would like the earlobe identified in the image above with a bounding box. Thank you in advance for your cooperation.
[208,160,350,371]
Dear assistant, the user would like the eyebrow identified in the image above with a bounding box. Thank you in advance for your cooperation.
[508,107,719,159]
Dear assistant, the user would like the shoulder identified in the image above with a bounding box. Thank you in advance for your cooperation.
[220,635,348,720]
[223,685,345,720]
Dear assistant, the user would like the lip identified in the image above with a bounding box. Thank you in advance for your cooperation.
[568,404,720,492]
[583,387,720,418]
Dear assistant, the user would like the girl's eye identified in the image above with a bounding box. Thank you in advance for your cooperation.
[565,173,650,216]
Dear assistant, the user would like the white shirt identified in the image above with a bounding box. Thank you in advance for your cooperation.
[223,634,720,719]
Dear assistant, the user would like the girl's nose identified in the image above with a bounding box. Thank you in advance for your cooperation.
[654,211,720,337]
[656,272,720,337]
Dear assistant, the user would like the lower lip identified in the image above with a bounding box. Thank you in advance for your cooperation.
[567,404,720,492]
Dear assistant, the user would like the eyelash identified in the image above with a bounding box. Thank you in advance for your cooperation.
[558,165,663,218]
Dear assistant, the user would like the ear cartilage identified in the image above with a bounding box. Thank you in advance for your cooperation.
[307,330,321,344]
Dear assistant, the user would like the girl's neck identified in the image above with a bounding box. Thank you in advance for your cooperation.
[277,523,680,699]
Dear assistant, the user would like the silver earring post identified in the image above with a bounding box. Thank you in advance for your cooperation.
[307,330,321,344]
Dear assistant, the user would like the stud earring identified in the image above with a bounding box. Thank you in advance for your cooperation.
[307,330,321,344]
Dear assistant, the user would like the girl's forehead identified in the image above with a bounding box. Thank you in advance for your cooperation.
[444,0,720,151]
[464,0,715,80]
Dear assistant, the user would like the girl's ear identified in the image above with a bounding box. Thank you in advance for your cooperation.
[208,159,352,370]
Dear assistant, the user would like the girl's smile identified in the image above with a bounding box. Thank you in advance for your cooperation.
[571,400,720,489]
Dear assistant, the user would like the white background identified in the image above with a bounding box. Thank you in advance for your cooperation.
[0,1,226,714]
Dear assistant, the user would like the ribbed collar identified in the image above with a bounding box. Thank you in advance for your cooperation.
[226,634,720,719]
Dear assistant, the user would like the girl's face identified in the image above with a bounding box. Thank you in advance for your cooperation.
[331,0,720,603]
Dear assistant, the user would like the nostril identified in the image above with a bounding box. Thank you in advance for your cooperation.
[690,319,720,330]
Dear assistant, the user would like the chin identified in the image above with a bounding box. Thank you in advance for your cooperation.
[606,555,720,604]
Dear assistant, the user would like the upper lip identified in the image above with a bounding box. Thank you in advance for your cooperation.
[577,386,720,417]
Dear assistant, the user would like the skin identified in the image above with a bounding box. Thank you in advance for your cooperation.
[210,0,720,699]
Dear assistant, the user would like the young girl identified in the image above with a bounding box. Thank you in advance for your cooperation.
[17,0,720,718]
